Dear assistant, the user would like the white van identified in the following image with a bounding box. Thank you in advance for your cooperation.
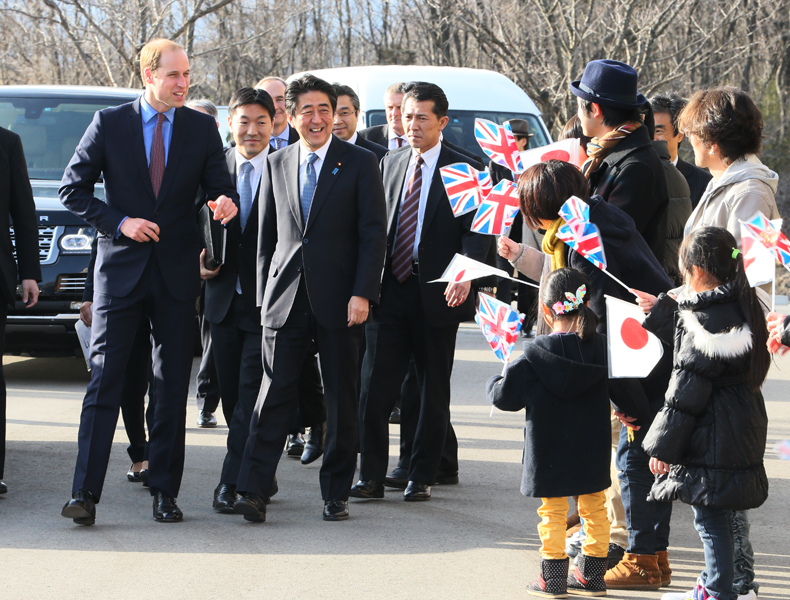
[289,65,552,160]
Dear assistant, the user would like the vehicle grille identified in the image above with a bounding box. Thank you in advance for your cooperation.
[9,226,56,263]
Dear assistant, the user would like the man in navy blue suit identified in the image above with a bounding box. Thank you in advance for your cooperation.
[59,39,238,525]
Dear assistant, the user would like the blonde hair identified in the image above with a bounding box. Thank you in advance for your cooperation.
[139,39,184,82]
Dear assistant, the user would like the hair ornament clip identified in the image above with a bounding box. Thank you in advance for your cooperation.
[732,247,741,259]
[552,284,586,315]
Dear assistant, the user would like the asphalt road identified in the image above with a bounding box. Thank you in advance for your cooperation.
[2,324,789,600]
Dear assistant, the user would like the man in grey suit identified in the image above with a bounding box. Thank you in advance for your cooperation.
[233,75,387,523]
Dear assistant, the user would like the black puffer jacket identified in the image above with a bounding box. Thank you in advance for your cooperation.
[781,315,790,346]
[642,283,769,510]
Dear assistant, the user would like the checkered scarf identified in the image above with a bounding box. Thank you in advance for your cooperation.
[582,122,643,178]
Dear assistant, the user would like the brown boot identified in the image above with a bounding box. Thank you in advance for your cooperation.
[656,550,672,586]
[603,553,661,590]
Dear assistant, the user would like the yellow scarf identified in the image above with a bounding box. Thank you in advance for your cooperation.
[541,217,567,271]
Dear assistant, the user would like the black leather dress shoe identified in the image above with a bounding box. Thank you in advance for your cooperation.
[404,481,431,501]
[234,493,266,522]
[0,481,7,494]
[388,406,401,424]
[127,465,143,483]
[153,491,183,522]
[61,489,97,525]
[286,433,305,456]
[435,471,459,485]
[301,422,325,465]
[213,483,237,513]
[323,499,349,521]
[349,480,385,499]
[140,469,149,488]
[384,467,408,489]
[196,410,217,428]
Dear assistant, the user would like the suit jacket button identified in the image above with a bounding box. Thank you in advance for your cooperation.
[297,266,303,273]
[303,238,308,244]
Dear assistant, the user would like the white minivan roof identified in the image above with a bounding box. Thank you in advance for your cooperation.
[289,66,541,115]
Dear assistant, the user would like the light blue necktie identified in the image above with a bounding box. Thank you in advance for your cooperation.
[239,161,253,231]
[300,153,318,226]
[271,137,284,151]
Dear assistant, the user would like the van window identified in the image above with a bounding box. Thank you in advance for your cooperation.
[364,110,550,160]
[0,98,133,180]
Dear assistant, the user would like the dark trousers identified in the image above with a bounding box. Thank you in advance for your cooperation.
[72,255,196,500]
[121,317,152,464]
[210,293,263,485]
[196,285,221,414]
[617,422,672,554]
[360,272,458,485]
[237,280,363,501]
[288,352,325,434]
[397,359,458,475]
[0,303,6,479]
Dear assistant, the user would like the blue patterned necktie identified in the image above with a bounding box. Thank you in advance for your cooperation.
[271,137,284,151]
[300,153,318,226]
[239,161,253,231]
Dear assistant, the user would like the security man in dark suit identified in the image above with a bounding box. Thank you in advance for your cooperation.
[352,82,490,502]
[233,75,387,523]
[331,84,387,161]
[59,39,238,525]
[0,126,41,495]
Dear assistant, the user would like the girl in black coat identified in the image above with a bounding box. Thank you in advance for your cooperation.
[634,227,770,600]
[489,268,613,598]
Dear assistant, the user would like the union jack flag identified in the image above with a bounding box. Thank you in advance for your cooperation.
[555,196,607,270]
[475,294,524,363]
[440,162,486,216]
[478,169,493,197]
[740,211,790,269]
[474,119,524,174]
[471,180,520,236]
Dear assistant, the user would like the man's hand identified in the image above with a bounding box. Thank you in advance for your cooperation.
[613,410,640,431]
[208,195,238,225]
[21,279,39,308]
[199,249,221,280]
[498,236,520,261]
[445,280,472,308]
[120,218,160,242]
[80,301,93,327]
[632,289,657,314]
[649,457,670,475]
[347,295,369,326]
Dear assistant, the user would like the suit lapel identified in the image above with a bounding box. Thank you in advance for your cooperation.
[305,137,347,232]
[129,99,156,203]
[386,149,411,237]
[155,107,186,207]
[281,144,303,234]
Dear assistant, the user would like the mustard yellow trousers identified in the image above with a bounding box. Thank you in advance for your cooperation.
[538,491,609,559]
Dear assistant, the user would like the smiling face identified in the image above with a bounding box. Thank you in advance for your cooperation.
[332,94,358,141]
[288,90,334,151]
[654,111,684,161]
[259,79,287,135]
[402,97,448,152]
[385,91,405,136]
[143,48,190,112]
[229,103,273,160]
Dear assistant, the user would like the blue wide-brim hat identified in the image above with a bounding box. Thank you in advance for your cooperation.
[570,59,646,109]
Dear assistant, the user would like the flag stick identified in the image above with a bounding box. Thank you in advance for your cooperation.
[489,360,509,417]
[772,276,776,313]
[599,267,638,297]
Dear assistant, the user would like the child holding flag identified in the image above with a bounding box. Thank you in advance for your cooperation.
[634,227,770,600]
[488,268,645,598]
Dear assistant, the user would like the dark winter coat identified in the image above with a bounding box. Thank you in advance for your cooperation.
[488,332,649,497]
[587,125,669,266]
[642,283,769,511]
[782,315,790,347]
[653,141,691,284]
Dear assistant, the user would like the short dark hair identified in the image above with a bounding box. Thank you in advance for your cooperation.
[285,74,337,117]
[332,83,359,112]
[228,87,275,120]
[559,114,592,149]
[402,82,449,118]
[677,87,763,163]
[518,160,589,229]
[650,92,687,137]
[580,99,642,127]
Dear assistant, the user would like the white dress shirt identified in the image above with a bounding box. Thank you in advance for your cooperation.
[271,123,293,149]
[388,128,408,150]
[234,146,268,198]
[347,131,359,145]
[396,141,442,260]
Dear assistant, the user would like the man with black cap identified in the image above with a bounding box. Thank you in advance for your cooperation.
[571,59,669,266]
[568,59,673,594]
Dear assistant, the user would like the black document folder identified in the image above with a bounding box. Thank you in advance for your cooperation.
[198,203,227,269]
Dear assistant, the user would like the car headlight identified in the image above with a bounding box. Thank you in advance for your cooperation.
[58,226,95,255]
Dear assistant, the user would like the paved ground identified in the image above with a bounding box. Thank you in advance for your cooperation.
[2,323,789,599]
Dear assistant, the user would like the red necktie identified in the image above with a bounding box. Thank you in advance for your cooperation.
[391,156,424,282]
[150,113,166,197]
[396,137,404,148]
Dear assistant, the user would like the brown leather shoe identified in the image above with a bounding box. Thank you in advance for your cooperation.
[656,550,672,586]
[603,553,661,590]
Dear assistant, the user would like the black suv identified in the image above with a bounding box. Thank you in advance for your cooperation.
[1,85,141,356]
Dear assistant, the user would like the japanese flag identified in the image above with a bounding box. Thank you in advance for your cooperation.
[605,295,663,378]
[428,253,540,287]
[519,138,583,171]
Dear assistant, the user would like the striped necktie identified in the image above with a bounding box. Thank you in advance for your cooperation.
[149,113,166,197]
[391,155,424,282]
